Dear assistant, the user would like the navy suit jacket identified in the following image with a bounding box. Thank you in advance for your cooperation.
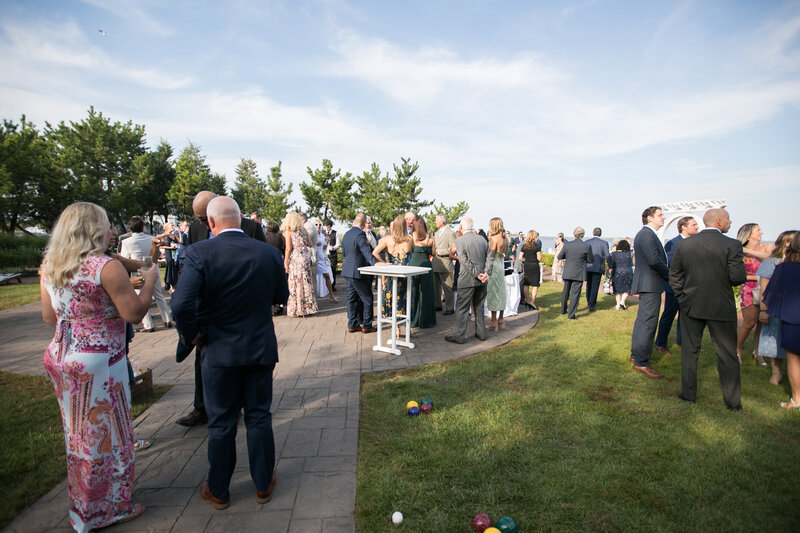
[631,226,669,294]
[585,237,610,274]
[171,231,289,367]
[662,234,683,294]
[669,229,746,322]
[341,226,376,279]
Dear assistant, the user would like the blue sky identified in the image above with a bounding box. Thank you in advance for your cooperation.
[1,0,798,238]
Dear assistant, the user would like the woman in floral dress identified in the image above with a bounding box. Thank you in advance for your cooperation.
[40,202,158,532]
[282,212,318,317]
[372,216,414,332]
[736,223,773,366]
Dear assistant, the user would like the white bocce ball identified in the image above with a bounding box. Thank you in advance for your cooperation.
[392,511,403,524]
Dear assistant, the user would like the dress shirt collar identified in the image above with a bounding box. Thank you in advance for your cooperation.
[217,228,244,236]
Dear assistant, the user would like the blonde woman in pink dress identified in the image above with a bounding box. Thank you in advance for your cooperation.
[40,202,158,532]
[282,212,318,317]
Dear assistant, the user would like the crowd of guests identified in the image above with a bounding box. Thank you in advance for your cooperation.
[36,191,800,531]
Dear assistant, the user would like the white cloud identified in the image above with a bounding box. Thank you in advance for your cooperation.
[0,18,193,90]
[78,0,175,37]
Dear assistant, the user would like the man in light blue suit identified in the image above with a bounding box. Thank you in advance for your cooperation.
[585,227,610,312]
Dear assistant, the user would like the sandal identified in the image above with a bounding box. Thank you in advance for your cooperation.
[136,327,155,333]
[133,439,151,451]
[115,502,146,525]
[780,398,800,409]
[754,353,768,367]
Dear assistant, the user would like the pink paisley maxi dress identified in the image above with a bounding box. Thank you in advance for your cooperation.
[43,255,136,533]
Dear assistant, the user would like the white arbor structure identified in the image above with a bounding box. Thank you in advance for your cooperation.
[658,199,726,241]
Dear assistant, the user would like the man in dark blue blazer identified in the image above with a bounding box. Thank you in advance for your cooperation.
[171,197,289,509]
[341,213,384,333]
[557,227,593,319]
[585,227,610,311]
[630,206,670,378]
[654,216,698,355]
[175,191,268,428]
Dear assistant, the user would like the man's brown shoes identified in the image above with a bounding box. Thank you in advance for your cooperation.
[655,346,672,356]
[256,473,277,504]
[200,480,230,510]
[633,364,664,379]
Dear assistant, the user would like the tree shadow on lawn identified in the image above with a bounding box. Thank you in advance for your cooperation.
[356,285,800,531]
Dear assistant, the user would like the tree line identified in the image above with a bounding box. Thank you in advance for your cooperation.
[0,107,468,233]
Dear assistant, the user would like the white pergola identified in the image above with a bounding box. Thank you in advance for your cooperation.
[658,199,726,241]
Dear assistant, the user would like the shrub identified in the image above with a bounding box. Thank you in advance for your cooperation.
[0,234,48,271]
[541,253,554,267]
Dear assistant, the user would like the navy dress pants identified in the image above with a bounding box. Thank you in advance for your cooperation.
[202,362,276,500]
[345,276,374,330]
[585,271,603,309]
[655,290,682,348]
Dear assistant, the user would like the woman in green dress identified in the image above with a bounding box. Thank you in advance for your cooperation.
[487,217,509,330]
[410,216,437,328]
[372,216,414,335]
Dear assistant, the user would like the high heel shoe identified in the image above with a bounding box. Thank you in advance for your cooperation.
[754,353,767,367]
[498,318,505,330]
[770,368,782,385]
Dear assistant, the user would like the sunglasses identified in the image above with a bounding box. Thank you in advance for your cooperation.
[314,223,321,226]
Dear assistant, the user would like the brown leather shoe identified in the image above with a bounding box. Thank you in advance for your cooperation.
[655,346,672,356]
[362,327,377,334]
[200,480,230,510]
[347,328,361,333]
[633,364,663,379]
[256,473,277,504]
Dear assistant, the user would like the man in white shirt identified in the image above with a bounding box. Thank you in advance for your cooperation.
[120,216,173,332]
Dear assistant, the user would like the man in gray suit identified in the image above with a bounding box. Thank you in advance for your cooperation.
[432,214,457,315]
[585,227,610,312]
[557,227,593,319]
[446,218,492,344]
[670,208,747,410]
[630,206,670,378]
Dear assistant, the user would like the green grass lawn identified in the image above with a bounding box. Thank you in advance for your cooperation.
[356,282,800,531]
[0,282,40,311]
[0,371,171,529]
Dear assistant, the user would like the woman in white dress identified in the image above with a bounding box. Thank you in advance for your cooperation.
[314,219,338,302]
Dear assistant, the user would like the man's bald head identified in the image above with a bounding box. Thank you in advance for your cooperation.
[192,191,217,218]
[461,217,474,231]
[207,196,242,236]
[703,208,732,233]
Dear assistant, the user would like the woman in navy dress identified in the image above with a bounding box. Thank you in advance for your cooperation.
[763,232,800,409]
[607,239,633,310]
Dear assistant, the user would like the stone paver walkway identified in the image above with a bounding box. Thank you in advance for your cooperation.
[1,290,537,533]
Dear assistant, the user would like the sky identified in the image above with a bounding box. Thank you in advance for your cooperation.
[1,0,798,239]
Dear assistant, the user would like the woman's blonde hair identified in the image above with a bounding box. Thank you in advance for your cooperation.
[489,217,504,237]
[280,212,303,232]
[391,215,411,243]
[41,202,110,287]
[524,230,539,249]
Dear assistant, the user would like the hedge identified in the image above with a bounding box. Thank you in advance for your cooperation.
[0,234,48,271]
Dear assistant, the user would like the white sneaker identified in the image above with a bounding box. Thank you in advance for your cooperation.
[615,304,620,310]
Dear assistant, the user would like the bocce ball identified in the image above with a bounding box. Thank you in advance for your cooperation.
[406,401,419,410]
[407,406,420,416]
[392,511,403,524]
[484,528,501,533]
[422,397,433,407]
[471,513,492,532]
[420,403,433,414]
[496,516,518,533]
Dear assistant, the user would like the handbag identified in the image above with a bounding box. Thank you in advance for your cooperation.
[752,278,761,306]
[602,275,614,295]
